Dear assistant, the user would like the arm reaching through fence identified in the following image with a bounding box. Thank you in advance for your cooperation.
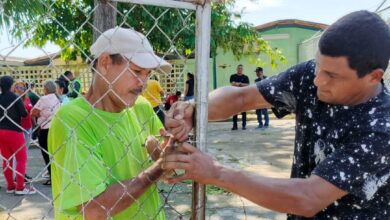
[164,10,390,220]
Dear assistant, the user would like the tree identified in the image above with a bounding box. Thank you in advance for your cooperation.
[210,2,285,88]
[1,0,285,83]
[93,0,117,42]
[0,0,44,40]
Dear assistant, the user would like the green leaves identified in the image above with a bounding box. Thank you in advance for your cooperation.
[210,2,285,68]
[1,0,284,68]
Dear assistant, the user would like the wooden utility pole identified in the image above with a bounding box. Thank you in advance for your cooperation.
[93,0,117,42]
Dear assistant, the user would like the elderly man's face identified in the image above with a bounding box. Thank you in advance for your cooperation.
[96,55,152,110]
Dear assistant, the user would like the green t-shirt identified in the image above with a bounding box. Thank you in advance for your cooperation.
[48,96,165,220]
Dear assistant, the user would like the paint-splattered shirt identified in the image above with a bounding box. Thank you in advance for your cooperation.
[257,60,390,219]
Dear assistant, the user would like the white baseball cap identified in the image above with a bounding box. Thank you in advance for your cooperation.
[90,27,172,74]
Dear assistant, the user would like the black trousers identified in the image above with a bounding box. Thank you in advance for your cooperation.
[153,106,165,127]
[232,112,247,128]
[38,129,51,176]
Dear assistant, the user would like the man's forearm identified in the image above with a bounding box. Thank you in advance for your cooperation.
[208,87,243,121]
[81,161,164,220]
[208,85,271,121]
[212,166,340,217]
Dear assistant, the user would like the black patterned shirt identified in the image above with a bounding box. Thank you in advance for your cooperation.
[257,60,390,219]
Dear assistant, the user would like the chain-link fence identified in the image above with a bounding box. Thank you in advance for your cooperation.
[0,0,210,219]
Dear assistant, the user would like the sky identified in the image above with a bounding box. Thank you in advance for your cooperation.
[0,0,387,60]
[237,0,384,25]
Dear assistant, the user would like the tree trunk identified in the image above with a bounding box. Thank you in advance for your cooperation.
[93,0,117,42]
[212,55,217,89]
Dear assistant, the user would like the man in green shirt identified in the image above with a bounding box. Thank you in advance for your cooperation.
[48,27,172,220]
[64,71,82,98]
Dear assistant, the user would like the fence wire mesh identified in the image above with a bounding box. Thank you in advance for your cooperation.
[0,0,204,219]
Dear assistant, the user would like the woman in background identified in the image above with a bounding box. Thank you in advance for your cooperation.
[31,80,61,185]
[13,82,34,150]
[0,76,36,195]
[184,72,194,101]
[12,82,33,182]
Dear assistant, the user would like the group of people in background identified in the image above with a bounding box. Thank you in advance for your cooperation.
[230,65,269,130]
[141,67,267,130]
[142,72,195,125]
[0,70,81,195]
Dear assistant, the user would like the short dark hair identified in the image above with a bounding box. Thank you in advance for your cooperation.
[319,10,390,78]
[55,80,66,89]
[255,67,263,73]
[176,91,182,96]
[64,71,73,77]
[187,72,194,79]
[0,75,14,92]
[26,82,35,89]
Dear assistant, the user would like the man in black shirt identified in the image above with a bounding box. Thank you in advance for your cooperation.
[58,71,71,95]
[230,64,249,130]
[164,11,390,219]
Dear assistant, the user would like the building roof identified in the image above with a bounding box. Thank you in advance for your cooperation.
[23,53,60,66]
[256,19,328,32]
[0,55,26,66]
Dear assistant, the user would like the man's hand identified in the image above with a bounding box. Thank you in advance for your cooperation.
[161,143,221,185]
[144,129,169,161]
[165,101,194,142]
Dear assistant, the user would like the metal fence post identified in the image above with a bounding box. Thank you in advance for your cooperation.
[192,1,211,219]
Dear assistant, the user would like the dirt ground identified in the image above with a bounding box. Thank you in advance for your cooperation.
[0,119,295,220]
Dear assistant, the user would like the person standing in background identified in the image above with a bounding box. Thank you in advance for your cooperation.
[26,82,39,106]
[142,75,165,125]
[184,72,194,101]
[0,76,36,195]
[65,71,82,99]
[57,71,70,95]
[55,80,69,104]
[13,82,34,149]
[165,91,181,111]
[31,80,61,186]
[254,67,269,129]
[230,64,249,130]
[12,82,34,182]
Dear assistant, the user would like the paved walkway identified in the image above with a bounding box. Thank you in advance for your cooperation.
[0,119,295,220]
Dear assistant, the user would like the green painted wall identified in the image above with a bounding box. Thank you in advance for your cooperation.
[211,26,322,89]
[171,25,322,92]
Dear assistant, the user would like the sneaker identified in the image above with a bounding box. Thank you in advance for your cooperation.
[6,188,15,194]
[15,185,37,195]
[15,174,33,183]
[231,127,238,130]
[25,174,32,180]
[41,171,50,179]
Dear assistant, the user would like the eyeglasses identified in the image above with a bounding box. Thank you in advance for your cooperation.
[15,85,26,91]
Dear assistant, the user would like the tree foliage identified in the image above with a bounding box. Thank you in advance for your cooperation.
[1,0,285,67]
